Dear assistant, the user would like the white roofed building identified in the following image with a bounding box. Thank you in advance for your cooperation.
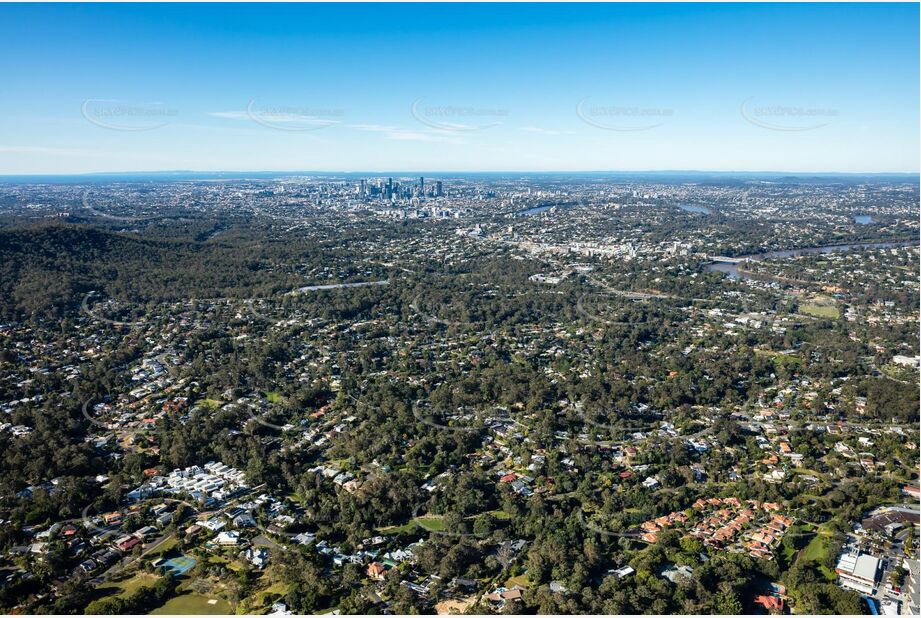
[835,548,880,594]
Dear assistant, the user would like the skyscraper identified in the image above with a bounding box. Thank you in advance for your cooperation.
[435,181,443,197]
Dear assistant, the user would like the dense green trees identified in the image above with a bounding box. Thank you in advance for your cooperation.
[0,206,915,615]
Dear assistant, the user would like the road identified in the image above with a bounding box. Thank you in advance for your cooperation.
[93,531,177,584]
[88,482,268,583]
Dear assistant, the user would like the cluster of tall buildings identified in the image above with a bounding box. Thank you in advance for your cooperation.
[355,177,444,202]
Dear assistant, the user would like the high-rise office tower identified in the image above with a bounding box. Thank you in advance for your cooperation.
[435,181,443,197]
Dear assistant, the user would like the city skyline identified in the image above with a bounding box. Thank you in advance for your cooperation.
[1,3,919,175]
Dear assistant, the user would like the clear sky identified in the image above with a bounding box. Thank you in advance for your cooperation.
[1,3,918,174]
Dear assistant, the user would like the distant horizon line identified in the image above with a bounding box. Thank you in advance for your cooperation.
[1,169,919,179]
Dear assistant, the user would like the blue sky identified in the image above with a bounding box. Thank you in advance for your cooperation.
[1,3,918,174]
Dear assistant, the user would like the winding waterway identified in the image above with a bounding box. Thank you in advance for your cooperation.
[706,240,917,280]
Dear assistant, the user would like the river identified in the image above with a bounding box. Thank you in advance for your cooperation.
[678,203,712,215]
[706,240,917,280]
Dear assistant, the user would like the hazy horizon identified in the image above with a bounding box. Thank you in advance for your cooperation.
[1,169,919,181]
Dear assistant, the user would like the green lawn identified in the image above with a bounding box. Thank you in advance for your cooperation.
[771,354,804,368]
[798,525,838,582]
[801,533,830,562]
[257,581,291,599]
[377,521,417,535]
[239,580,291,614]
[799,303,839,319]
[265,391,285,404]
[505,574,530,588]
[414,515,446,531]
[146,536,178,557]
[149,593,231,614]
[97,572,162,599]
[381,511,502,535]
[781,542,797,564]
[818,564,837,581]
[257,582,290,602]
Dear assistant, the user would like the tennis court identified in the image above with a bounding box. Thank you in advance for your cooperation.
[162,555,196,576]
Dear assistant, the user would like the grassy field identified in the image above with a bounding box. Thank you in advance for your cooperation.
[146,536,178,558]
[149,593,231,614]
[265,391,285,404]
[414,515,446,531]
[380,510,506,535]
[257,581,291,598]
[817,564,837,581]
[799,297,839,319]
[799,525,838,582]
[237,578,291,614]
[505,574,530,588]
[801,532,830,562]
[781,542,797,564]
[793,468,826,481]
[770,353,804,368]
[377,521,417,535]
[96,572,161,599]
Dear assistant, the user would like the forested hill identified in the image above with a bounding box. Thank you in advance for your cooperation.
[0,223,304,320]
[0,225,158,319]
[0,224,157,262]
